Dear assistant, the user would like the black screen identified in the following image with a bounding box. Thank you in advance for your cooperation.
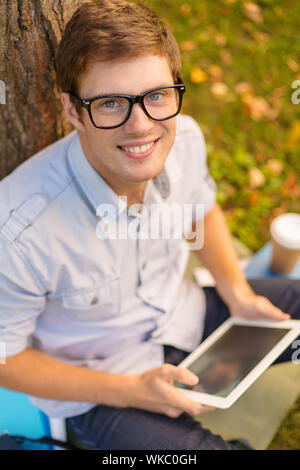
[176,325,288,397]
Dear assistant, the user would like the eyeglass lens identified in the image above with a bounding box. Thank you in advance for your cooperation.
[90,87,180,128]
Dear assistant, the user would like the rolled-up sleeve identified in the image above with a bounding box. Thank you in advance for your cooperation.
[0,237,46,357]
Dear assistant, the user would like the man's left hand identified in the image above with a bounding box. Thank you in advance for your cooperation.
[228,289,291,321]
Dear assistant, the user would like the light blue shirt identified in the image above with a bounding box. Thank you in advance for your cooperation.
[0,114,216,417]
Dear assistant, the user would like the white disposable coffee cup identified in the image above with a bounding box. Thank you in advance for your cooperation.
[270,213,300,274]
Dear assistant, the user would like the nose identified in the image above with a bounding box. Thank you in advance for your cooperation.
[122,102,154,134]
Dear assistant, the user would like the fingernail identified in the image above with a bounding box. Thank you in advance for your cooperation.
[190,374,198,384]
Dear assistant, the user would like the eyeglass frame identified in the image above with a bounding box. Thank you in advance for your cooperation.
[68,83,186,129]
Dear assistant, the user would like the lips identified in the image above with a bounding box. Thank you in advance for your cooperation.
[122,141,154,153]
[117,138,159,159]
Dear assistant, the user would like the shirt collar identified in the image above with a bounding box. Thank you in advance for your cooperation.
[66,130,182,216]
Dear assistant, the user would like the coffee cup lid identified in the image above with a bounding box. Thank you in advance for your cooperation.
[270,213,300,250]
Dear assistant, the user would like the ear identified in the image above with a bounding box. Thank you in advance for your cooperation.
[61,93,85,132]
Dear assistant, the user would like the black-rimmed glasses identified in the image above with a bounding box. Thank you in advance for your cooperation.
[68,84,186,129]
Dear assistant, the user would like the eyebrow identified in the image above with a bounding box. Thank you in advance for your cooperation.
[85,83,175,98]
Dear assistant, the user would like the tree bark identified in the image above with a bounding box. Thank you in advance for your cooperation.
[0,0,88,179]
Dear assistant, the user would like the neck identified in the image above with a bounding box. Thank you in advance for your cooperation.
[118,183,147,207]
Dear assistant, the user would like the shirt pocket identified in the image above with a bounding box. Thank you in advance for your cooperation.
[61,278,120,323]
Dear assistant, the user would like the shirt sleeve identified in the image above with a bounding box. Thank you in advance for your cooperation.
[0,236,46,357]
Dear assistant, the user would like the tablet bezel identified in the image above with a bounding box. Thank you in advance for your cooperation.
[175,317,300,409]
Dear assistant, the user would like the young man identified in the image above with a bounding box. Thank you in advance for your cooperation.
[0,0,299,450]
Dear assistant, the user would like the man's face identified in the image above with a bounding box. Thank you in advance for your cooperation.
[63,54,178,198]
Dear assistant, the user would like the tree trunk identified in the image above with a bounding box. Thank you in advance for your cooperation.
[0,0,88,179]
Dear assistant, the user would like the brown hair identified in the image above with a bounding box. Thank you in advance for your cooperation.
[55,0,182,113]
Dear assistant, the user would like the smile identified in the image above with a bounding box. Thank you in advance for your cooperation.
[117,139,159,159]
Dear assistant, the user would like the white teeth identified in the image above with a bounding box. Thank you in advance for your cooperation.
[123,141,155,153]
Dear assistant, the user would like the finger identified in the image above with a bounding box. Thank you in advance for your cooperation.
[259,299,291,321]
[264,310,291,321]
[158,366,213,416]
[198,405,216,415]
[163,406,184,419]
[164,401,215,418]
[161,381,203,416]
[159,363,199,386]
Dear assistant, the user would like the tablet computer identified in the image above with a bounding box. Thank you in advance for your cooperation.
[174,317,300,409]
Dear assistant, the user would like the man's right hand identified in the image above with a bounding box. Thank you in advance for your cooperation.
[0,349,214,418]
[124,363,215,418]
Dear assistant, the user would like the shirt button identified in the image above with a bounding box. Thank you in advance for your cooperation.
[91,296,99,305]
[142,262,147,270]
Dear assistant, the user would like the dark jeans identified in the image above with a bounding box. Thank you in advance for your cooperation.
[66,278,300,450]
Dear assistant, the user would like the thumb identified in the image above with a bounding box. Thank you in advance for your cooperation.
[160,363,199,386]
[260,297,291,321]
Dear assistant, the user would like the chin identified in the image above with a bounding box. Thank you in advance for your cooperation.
[126,160,165,183]
[138,168,164,184]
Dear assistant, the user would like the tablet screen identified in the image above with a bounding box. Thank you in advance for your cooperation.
[176,324,288,398]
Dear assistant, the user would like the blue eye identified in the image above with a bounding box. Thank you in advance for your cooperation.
[92,98,128,114]
[103,100,118,108]
[149,93,162,101]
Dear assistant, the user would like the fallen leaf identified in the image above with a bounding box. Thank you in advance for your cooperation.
[281,171,300,197]
[181,3,191,17]
[286,121,300,149]
[235,81,253,94]
[189,17,200,27]
[249,191,261,205]
[267,87,285,119]
[287,58,299,72]
[248,167,266,188]
[213,126,224,138]
[253,31,270,42]
[180,40,197,51]
[243,2,264,24]
[242,93,272,120]
[269,87,286,101]
[242,21,253,32]
[215,33,227,46]
[219,49,233,65]
[211,82,229,97]
[255,152,264,163]
[208,64,224,80]
[190,66,208,83]
[267,158,283,175]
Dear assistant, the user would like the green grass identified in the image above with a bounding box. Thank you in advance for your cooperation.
[144,0,300,450]
[146,0,300,252]
[268,394,300,450]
